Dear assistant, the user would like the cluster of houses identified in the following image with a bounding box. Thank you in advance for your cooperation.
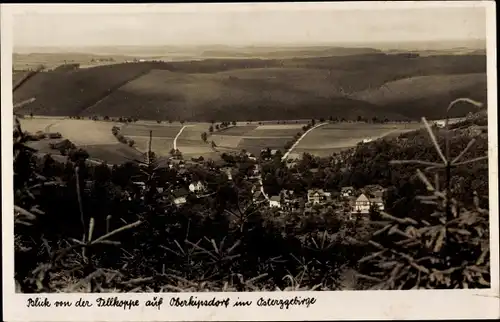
[131,176,208,207]
[120,149,387,218]
[259,184,386,217]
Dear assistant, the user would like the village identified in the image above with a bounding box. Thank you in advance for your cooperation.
[118,146,388,221]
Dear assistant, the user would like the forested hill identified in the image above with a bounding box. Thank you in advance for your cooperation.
[13,53,486,121]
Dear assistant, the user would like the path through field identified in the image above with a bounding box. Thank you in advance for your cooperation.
[281,122,329,161]
[173,125,191,151]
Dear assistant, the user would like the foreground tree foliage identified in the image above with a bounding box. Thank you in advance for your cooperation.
[12,88,490,291]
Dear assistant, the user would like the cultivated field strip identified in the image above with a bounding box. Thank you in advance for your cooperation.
[121,123,183,138]
[293,122,423,156]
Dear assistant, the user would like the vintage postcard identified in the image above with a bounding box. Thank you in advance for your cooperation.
[2,2,499,321]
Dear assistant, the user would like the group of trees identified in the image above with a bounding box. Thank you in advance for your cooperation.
[208,120,237,134]
[111,126,135,147]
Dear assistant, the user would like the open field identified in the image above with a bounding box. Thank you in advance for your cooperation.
[19,118,119,145]
[121,123,183,138]
[215,126,259,136]
[238,137,291,155]
[18,118,60,133]
[80,144,145,164]
[13,52,134,71]
[126,136,174,155]
[18,118,142,164]
[293,122,423,157]
[208,122,308,155]
[47,119,120,145]
[210,135,244,149]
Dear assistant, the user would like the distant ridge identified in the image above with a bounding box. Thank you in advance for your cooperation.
[13,51,487,122]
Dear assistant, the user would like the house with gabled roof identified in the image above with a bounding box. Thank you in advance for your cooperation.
[353,193,385,214]
[354,193,371,214]
[307,189,330,205]
[189,181,206,194]
[269,195,281,208]
[172,188,189,206]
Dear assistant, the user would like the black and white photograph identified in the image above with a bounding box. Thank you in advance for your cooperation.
[2,1,498,321]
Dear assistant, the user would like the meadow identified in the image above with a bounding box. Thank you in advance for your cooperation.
[292,122,423,157]
[19,118,143,163]
[17,116,425,163]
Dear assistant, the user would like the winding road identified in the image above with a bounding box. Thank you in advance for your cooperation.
[281,122,329,161]
[173,125,191,151]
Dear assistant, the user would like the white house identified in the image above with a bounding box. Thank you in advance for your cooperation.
[354,194,371,214]
[354,193,385,214]
[434,120,446,128]
[189,181,206,193]
[245,152,257,161]
[269,196,281,208]
[307,189,329,205]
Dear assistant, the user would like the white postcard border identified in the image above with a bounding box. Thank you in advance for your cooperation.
[2,2,499,321]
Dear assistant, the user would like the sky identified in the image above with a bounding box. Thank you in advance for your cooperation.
[10,3,487,48]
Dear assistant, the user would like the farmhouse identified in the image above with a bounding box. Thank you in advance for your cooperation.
[189,181,206,193]
[307,189,330,205]
[269,196,281,208]
[353,193,385,214]
[354,194,371,214]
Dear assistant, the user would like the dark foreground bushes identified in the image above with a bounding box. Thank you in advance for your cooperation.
[14,135,374,292]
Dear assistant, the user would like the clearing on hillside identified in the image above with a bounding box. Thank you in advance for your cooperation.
[293,122,423,157]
